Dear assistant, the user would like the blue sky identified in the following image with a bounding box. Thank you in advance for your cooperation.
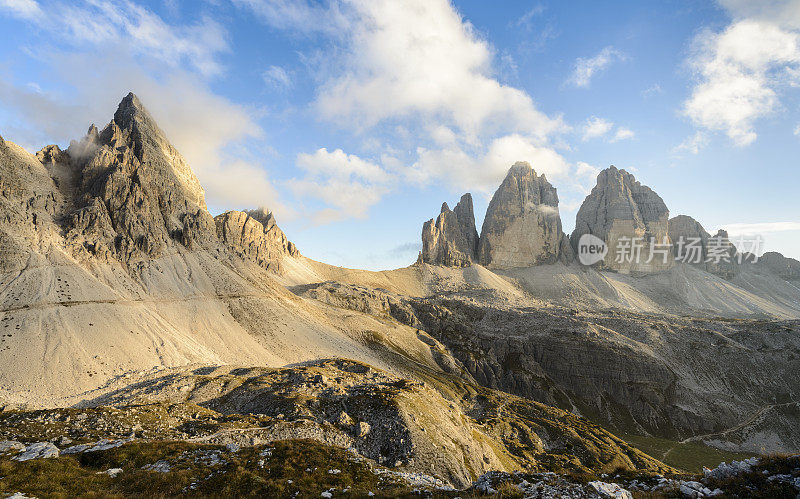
[1,0,799,269]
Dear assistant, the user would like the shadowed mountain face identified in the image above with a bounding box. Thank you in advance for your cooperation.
[478,161,569,268]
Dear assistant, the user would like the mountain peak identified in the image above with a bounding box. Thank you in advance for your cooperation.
[112,92,152,132]
[508,161,533,176]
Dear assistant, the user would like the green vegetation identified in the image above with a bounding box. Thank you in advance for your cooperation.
[0,439,416,498]
[621,433,756,472]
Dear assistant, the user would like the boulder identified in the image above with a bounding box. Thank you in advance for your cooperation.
[572,166,672,273]
[478,162,564,268]
[421,195,478,267]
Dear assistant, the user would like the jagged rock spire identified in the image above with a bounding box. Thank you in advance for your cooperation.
[421,194,478,267]
[478,161,567,269]
[572,166,672,273]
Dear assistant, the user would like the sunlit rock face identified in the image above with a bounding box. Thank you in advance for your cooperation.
[572,166,673,273]
[477,162,569,269]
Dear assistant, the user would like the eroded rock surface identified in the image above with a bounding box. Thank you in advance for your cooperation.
[572,166,672,273]
[421,194,478,267]
[478,162,566,268]
[215,208,299,273]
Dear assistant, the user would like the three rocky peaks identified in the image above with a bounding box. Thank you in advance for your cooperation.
[421,162,798,278]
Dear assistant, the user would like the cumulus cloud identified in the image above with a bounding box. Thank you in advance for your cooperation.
[611,127,635,142]
[682,2,800,148]
[236,0,569,220]
[407,134,569,193]
[582,116,613,141]
[581,116,634,142]
[314,0,564,141]
[795,123,800,135]
[567,46,625,88]
[0,0,41,19]
[288,148,393,222]
[575,161,601,179]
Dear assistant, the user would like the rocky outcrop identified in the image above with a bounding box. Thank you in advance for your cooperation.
[669,215,710,265]
[758,252,800,281]
[478,162,566,268]
[572,166,672,273]
[215,208,299,273]
[421,194,478,267]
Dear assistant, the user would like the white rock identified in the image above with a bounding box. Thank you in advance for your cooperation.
[97,468,123,478]
[589,480,633,499]
[12,442,60,461]
[0,441,25,454]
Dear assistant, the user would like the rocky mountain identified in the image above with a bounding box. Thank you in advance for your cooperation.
[759,251,800,281]
[2,93,800,496]
[572,166,673,273]
[668,215,743,278]
[420,194,478,267]
[478,162,570,268]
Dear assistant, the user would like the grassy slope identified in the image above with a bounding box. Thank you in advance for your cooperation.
[620,433,756,472]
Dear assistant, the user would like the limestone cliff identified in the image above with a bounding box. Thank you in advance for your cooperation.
[478,162,566,268]
[215,208,299,273]
[421,194,478,267]
[572,166,672,273]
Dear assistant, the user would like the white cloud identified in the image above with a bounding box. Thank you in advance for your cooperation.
[581,116,634,142]
[262,65,292,89]
[611,127,635,142]
[682,3,800,148]
[289,148,393,222]
[568,46,625,88]
[795,123,800,135]
[14,1,229,76]
[722,221,800,235]
[313,0,564,141]
[673,131,709,155]
[582,116,613,141]
[575,161,600,178]
[297,147,391,183]
[515,4,546,29]
[642,83,663,97]
[231,0,348,34]
[235,0,569,220]
[0,0,41,19]
[408,134,569,193]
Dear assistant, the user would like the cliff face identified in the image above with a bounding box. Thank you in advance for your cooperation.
[572,166,672,273]
[421,194,478,267]
[215,208,299,273]
[26,93,298,272]
[477,162,567,269]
